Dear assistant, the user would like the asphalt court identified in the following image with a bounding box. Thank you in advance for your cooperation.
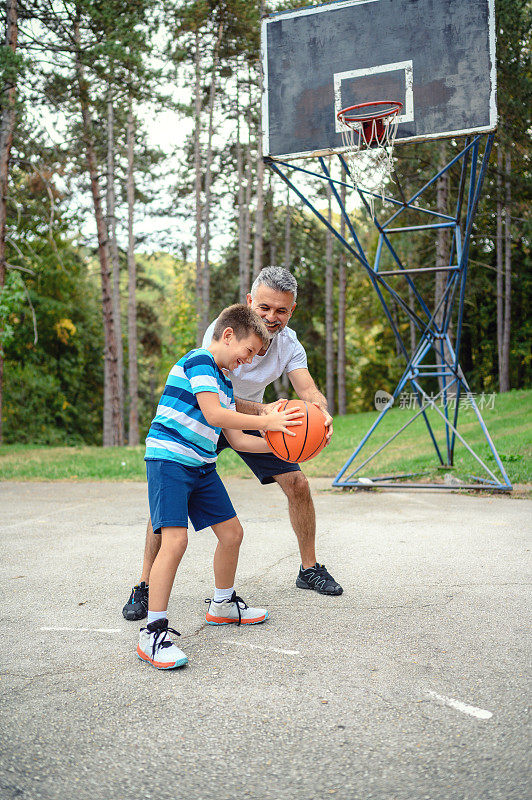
[1,480,530,800]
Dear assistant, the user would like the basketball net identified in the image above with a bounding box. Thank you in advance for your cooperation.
[338,109,400,217]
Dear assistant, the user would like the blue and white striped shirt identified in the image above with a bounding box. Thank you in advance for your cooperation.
[145,348,235,467]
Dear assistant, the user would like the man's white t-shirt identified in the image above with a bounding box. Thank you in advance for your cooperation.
[202,321,308,403]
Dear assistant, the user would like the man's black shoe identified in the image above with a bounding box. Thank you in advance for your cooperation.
[122,582,149,620]
[296,564,343,595]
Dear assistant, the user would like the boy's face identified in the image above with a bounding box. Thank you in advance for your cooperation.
[221,329,264,371]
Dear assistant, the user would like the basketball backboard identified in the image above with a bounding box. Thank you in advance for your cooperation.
[262,0,497,160]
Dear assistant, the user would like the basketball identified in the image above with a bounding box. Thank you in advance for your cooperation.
[265,400,328,463]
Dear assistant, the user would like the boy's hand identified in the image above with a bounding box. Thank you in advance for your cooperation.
[263,402,304,436]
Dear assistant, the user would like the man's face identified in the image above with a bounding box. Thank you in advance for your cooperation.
[224,330,264,372]
[246,285,296,339]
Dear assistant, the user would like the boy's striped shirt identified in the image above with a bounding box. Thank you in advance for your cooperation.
[145,349,235,467]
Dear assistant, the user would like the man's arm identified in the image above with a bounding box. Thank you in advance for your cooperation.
[234,397,265,415]
[287,368,334,444]
[196,392,303,434]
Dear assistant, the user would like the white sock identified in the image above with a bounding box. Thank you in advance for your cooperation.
[213,587,234,603]
[147,610,167,625]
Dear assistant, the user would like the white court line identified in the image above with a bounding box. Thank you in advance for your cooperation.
[425,690,493,720]
[222,639,300,656]
[2,502,94,531]
[40,627,121,634]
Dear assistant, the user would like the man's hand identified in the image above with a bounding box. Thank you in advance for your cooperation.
[313,402,333,446]
[260,399,288,415]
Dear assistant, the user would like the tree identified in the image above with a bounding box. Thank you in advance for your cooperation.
[0,0,19,443]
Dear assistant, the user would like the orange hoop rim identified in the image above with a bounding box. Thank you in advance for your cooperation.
[337,100,403,125]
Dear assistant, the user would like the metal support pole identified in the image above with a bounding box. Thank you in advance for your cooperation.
[265,132,510,491]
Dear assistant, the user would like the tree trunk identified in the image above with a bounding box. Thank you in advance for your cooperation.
[501,150,511,391]
[268,172,276,265]
[74,20,121,445]
[103,349,111,444]
[106,90,124,444]
[0,0,18,444]
[337,167,346,415]
[325,175,335,415]
[201,18,224,335]
[496,144,504,389]
[126,107,139,446]
[236,80,247,301]
[284,184,291,267]
[194,31,203,345]
[252,1,265,280]
[252,125,265,279]
[242,80,253,294]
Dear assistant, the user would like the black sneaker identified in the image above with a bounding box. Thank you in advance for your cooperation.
[122,582,149,620]
[296,564,343,595]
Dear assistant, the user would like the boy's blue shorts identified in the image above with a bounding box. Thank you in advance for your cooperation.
[146,460,236,534]
[217,430,301,485]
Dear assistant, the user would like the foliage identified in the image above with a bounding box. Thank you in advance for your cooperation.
[2,157,104,444]
[1,0,529,450]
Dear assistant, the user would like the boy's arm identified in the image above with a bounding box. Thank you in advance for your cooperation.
[222,428,272,453]
[196,392,303,434]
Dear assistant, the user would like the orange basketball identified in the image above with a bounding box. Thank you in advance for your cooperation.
[265,400,328,463]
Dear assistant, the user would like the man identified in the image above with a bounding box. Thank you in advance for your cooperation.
[123,266,343,621]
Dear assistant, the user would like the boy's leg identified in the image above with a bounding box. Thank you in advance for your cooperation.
[211,516,244,591]
[147,526,188,612]
[206,516,268,626]
[137,526,189,670]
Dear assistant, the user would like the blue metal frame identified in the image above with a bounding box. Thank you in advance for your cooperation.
[265,133,512,491]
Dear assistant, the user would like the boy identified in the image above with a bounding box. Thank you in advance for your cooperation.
[137,304,303,669]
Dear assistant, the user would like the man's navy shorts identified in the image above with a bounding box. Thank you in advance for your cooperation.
[217,430,301,485]
[146,460,236,534]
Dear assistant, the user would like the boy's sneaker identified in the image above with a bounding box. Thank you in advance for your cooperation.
[137,618,188,669]
[205,591,268,626]
[296,563,343,595]
[122,582,149,620]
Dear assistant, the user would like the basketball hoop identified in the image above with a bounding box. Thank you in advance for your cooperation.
[337,101,402,212]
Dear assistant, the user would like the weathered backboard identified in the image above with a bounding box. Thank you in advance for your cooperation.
[262,0,497,160]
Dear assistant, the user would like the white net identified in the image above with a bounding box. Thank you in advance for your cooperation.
[339,110,400,216]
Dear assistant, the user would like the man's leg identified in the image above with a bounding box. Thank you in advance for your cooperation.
[273,471,316,569]
[122,517,161,620]
[221,432,342,595]
[273,471,343,595]
[140,517,161,583]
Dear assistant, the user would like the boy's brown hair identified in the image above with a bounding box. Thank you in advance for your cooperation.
[212,304,269,347]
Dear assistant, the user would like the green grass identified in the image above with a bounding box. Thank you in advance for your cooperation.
[1,388,530,485]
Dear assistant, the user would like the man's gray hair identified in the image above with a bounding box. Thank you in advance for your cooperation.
[250,266,298,301]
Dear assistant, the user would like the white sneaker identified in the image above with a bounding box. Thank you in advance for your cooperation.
[137,619,188,669]
[205,591,268,626]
